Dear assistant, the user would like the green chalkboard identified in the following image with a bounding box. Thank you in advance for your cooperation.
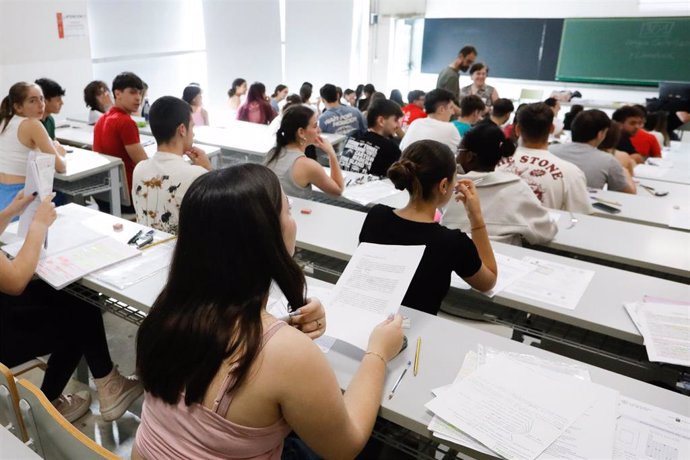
[556,17,690,86]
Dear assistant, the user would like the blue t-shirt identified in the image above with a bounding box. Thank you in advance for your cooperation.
[318,105,366,136]
[452,120,472,137]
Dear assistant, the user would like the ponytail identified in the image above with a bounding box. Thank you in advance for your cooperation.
[265,105,314,166]
[0,82,35,134]
[460,123,516,170]
[0,96,12,133]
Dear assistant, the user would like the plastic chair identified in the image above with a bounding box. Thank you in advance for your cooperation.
[16,379,121,459]
[0,363,27,441]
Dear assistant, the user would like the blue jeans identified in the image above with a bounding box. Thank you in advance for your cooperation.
[0,183,24,219]
[282,432,322,460]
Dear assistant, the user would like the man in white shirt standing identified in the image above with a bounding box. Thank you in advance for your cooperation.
[497,103,593,214]
[132,96,212,234]
[399,89,461,155]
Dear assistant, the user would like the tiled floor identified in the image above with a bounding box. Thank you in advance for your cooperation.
[21,309,512,459]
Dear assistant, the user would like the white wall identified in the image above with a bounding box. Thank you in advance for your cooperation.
[88,0,208,117]
[0,0,93,119]
[203,0,282,118]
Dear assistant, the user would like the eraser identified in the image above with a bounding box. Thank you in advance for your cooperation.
[300,208,312,214]
[113,223,124,232]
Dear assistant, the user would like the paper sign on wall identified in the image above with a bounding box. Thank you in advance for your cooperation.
[57,12,88,39]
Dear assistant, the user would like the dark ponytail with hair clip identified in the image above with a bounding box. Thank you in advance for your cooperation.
[1,82,35,134]
[388,140,456,200]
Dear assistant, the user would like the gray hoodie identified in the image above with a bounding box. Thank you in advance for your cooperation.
[441,170,558,246]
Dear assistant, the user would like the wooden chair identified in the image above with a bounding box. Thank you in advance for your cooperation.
[0,363,27,441]
[16,379,121,460]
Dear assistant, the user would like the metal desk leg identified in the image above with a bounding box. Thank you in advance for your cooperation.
[109,166,121,217]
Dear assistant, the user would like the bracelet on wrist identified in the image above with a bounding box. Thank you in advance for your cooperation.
[471,224,486,231]
[364,351,386,365]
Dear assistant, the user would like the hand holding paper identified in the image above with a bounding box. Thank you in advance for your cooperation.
[18,151,55,239]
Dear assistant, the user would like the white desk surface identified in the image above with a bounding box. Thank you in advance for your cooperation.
[547,210,690,279]
[11,204,684,458]
[56,125,156,150]
[0,425,41,459]
[590,188,689,230]
[289,196,689,344]
[55,147,122,181]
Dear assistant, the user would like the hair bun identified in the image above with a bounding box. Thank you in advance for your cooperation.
[387,159,417,191]
[498,138,516,158]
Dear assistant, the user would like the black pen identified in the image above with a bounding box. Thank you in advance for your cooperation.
[127,230,143,245]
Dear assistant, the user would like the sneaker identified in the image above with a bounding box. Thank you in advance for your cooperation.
[52,391,91,423]
[94,366,144,422]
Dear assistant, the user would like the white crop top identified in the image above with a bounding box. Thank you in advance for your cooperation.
[0,116,34,177]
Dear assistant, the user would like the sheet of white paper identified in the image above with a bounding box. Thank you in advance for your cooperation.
[613,396,690,460]
[325,243,424,350]
[636,302,690,366]
[646,158,674,168]
[635,164,668,179]
[478,345,591,382]
[425,355,605,460]
[502,257,595,310]
[18,152,55,237]
[91,241,174,290]
[342,180,400,205]
[623,302,645,336]
[36,237,141,289]
[669,208,690,230]
[450,253,537,297]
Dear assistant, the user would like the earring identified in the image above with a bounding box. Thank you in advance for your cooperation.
[299,136,306,146]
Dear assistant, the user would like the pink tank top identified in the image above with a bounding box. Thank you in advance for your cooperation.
[134,321,291,459]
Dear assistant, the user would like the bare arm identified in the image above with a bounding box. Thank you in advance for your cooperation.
[0,195,56,295]
[294,138,345,196]
[455,179,497,291]
[18,119,66,173]
[277,315,403,459]
[124,143,149,165]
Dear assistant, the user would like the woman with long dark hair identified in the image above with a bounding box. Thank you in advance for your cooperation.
[227,77,247,116]
[265,105,344,197]
[237,82,276,125]
[133,165,403,459]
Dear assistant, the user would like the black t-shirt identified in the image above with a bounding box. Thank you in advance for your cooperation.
[358,205,482,315]
[616,131,637,154]
[339,131,402,177]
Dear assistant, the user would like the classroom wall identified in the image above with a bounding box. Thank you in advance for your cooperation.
[366,0,689,107]
[0,0,93,120]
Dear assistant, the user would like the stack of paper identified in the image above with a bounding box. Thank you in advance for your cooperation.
[342,180,401,205]
[2,208,141,289]
[624,298,690,366]
[450,253,537,298]
[426,347,618,460]
[18,151,55,238]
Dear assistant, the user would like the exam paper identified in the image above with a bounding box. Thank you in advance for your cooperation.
[18,151,55,238]
[342,180,400,205]
[425,355,604,460]
[91,240,174,289]
[635,164,668,179]
[502,257,595,310]
[324,243,424,350]
[636,302,690,367]
[613,396,690,460]
[450,253,537,297]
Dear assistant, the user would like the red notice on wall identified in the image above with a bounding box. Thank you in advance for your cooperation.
[57,12,65,39]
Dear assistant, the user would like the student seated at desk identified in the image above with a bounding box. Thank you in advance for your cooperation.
[93,72,148,199]
[452,95,485,137]
[339,100,403,177]
[399,89,461,155]
[612,105,661,163]
[478,98,514,129]
[544,97,564,138]
[182,83,209,127]
[0,193,142,423]
[265,105,344,198]
[497,103,592,214]
[318,83,366,137]
[0,82,66,210]
[442,123,558,245]
[550,109,636,194]
[563,104,584,131]
[34,78,64,141]
[270,84,288,114]
[401,90,427,131]
[598,121,636,177]
[132,96,212,234]
[133,165,404,459]
[359,140,497,315]
[83,80,113,125]
[227,78,247,118]
[237,82,276,125]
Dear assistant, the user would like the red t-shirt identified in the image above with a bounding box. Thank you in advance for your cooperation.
[630,129,661,158]
[93,106,141,194]
[401,104,427,131]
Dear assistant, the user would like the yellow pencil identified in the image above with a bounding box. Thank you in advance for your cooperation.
[414,337,421,376]
[141,235,177,250]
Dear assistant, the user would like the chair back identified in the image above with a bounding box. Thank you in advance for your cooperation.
[0,363,27,441]
[16,379,120,459]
